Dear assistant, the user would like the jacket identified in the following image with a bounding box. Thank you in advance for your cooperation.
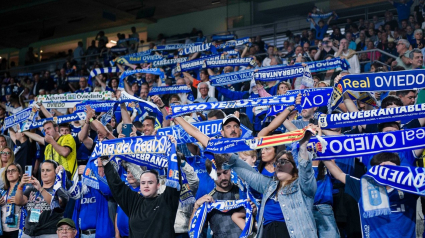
[226,150,317,238]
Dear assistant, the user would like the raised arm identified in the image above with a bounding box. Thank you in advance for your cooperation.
[78,105,95,149]
[323,160,346,184]
[258,105,295,137]
[174,116,210,147]
[95,75,107,90]
[120,103,132,124]
[22,131,45,145]
[151,95,170,127]
[226,153,271,194]
[295,126,317,197]
[37,104,53,118]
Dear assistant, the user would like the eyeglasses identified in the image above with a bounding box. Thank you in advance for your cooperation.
[274,159,291,167]
[57,227,75,233]
[199,87,208,90]
[1,152,11,155]
[6,169,17,174]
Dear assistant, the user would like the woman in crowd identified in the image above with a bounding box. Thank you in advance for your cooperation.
[0,147,15,189]
[257,147,278,177]
[0,163,23,238]
[276,81,291,95]
[15,160,69,238]
[224,126,317,237]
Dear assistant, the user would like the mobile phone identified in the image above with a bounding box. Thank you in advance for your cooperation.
[25,166,32,178]
[122,124,133,137]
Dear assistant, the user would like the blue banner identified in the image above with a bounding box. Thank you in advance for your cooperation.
[110,47,128,53]
[119,68,165,82]
[20,112,87,131]
[157,119,253,144]
[319,103,425,129]
[75,101,117,113]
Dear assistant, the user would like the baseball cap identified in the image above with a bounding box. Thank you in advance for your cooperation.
[222,114,240,127]
[57,218,76,229]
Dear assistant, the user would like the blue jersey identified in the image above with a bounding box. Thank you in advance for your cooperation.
[78,186,98,230]
[345,175,417,238]
[313,167,333,205]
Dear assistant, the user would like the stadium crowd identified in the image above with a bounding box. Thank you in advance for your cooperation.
[0,1,425,238]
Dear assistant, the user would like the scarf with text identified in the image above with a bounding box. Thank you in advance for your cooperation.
[157,119,253,144]
[203,57,255,69]
[189,199,253,238]
[176,54,223,72]
[2,107,34,131]
[90,136,181,190]
[114,53,163,65]
[266,87,333,118]
[306,12,338,22]
[361,165,425,218]
[306,127,425,159]
[152,57,189,67]
[254,57,350,81]
[20,112,87,132]
[50,169,67,211]
[205,128,320,153]
[167,90,327,119]
[330,70,425,111]
[36,91,113,102]
[319,103,425,129]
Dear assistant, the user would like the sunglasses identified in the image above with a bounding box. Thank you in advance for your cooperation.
[1,152,11,155]
[274,159,291,167]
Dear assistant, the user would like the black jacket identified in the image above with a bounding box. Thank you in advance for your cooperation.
[104,161,181,238]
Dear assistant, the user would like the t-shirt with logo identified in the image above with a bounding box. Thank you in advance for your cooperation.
[78,186,98,231]
[23,186,69,236]
[44,134,77,178]
[345,175,417,238]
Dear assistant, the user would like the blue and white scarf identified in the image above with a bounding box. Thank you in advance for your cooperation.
[90,136,181,190]
[119,91,164,126]
[88,67,119,85]
[20,112,87,131]
[74,100,117,113]
[306,12,338,21]
[361,165,425,218]
[319,103,425,129]
[82,156,122,190]
[17,206,27,238]
[307,127,425,159]
[266,87,333,118]
[330,70,425,110]
[148,85,192,96]
[203,57,255,69]
[100,104,117,126]
[178,43,213,56]
[152,57,189,67]
[189,199,253,238]
[119,68,165,82]
[157,119,253,144]
[176,54,223,72]
[2,107,33,131]
[167,91,324,119]
[115,53,163,65]
[254,58,350,81]
[210,69,255,86]
[212,35,236,41]
[50,169,67,211]
[17,73,32,77]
